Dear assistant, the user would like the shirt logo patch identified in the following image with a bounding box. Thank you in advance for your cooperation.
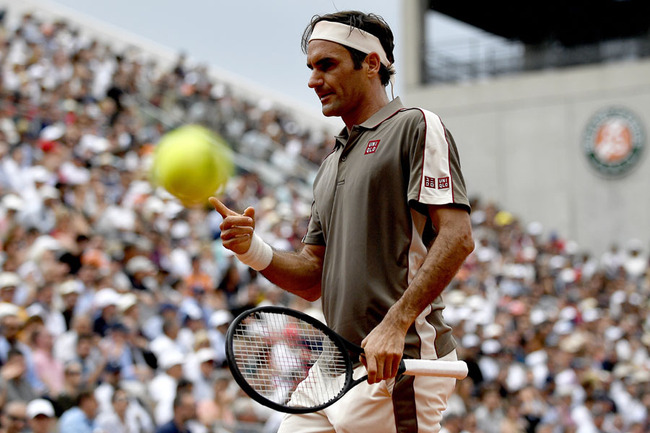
[365,140,380,154]
[438,177,450,189]
[424,176,436,188]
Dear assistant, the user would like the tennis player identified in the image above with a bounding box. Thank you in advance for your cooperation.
[211,10,474,432]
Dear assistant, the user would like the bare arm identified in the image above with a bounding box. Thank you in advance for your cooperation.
[209,197,324,301]
[361,205,474,383]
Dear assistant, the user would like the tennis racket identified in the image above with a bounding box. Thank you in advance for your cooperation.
[225,305,468,414]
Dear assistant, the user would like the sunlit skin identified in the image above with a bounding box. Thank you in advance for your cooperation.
[307,40,389,130]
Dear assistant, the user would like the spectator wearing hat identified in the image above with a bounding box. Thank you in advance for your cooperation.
[187,348,217,402]
[57,280,82,331]
[125,256,157,292]
[0,307,43,393]
[25,398,56,433]
[0,273,22,305]
[206,310,232,368]
[57,388,99,433]
[177,303,206,356]
[0,400,28,433]
[92,288,120,337]
[149,350,185,426]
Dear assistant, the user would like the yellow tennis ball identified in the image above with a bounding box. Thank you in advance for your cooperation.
[151,125,234,206]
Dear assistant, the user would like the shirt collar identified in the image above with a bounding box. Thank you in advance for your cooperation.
[335,97,405,146]
[359,97,404,130]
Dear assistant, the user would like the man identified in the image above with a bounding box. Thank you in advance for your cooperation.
[57,388,99,433]
[210,10,474,433]
[95,387,155,433]
[25,399,56,433]
[0,350,39,403]
[52,360,83,417]
[0,400,27,433]
[0,307,44,392]
[155,391,196,433]
[149,350,185,426]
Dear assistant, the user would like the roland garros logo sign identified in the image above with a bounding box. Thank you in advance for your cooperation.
[583,107,645,177]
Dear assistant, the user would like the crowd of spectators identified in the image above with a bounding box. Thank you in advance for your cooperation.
[0,8,648,433]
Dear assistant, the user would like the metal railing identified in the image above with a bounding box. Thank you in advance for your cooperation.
[425,36,650,84]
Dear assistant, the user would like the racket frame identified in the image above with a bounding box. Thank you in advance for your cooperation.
[225,305,356,414]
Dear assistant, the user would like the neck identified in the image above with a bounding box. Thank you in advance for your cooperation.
[343,88,389,131]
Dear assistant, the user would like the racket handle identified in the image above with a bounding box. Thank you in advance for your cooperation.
[400,359,468,380]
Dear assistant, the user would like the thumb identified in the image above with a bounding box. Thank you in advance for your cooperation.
[243,207,256,228]
[209,197,238,218]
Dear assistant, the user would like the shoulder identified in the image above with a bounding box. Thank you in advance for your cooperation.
[59,407,82,423]
[397,107,445,130]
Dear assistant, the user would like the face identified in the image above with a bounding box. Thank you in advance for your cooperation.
[0,287,16,303]
[81,394,98,419]
[2,315,21,339]
[178,394,196,422]
[307,40,370,124]
[112,390,129,415]
[3,404,27,433]
[29,415,54,433]
[65,364,83,386]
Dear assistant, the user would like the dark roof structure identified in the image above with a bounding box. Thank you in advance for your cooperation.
[429,0,650,46]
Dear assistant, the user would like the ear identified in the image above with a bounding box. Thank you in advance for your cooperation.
[364,52,382,77]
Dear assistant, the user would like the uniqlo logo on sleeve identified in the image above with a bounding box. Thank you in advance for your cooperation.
[438,177,450,189]
[424,176,436,188]
[365,140,380,154]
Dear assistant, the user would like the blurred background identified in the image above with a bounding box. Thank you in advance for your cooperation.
[0,0,648,432]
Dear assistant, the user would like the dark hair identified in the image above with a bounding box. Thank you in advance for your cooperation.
[76,388,96,406]
[301,10,395,86]
[111,387,127,403]
[173,390,193,409]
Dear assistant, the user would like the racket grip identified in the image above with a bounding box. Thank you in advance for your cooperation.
[401,359,468,380]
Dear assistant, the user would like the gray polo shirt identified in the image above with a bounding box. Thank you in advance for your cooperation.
[303,97,470,360]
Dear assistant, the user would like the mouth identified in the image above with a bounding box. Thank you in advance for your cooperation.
[317,92,333,102]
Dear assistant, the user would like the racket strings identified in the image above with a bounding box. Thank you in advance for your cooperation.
[231,312,348,408]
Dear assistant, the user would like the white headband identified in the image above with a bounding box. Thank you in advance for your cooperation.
[309,21,392,69]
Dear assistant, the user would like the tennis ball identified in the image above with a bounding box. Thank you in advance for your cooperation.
[151,125,234,206]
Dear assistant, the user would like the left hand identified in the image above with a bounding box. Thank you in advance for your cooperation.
[361,319,407,384]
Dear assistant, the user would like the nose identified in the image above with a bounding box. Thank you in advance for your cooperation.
[308,70,322,89]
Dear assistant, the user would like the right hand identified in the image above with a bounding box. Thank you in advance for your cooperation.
[209,197,257,255]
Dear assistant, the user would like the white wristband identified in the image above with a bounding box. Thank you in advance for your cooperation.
[236,233,273,271]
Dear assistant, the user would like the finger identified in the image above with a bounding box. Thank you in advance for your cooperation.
[220,216,254,231]
[391,356,402,379]
[219,226,254,242]
[221,236,253,251]
[209,197,239,218]
[243,207,256,229]
[365,355,378,384]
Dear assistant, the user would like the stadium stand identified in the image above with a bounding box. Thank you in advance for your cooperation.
[0,6,648,433]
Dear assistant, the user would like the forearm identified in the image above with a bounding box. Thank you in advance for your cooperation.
[260,245,324,302]
[386,211,474,332]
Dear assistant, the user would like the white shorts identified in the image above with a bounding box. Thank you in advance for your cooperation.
[277,350,458,433]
